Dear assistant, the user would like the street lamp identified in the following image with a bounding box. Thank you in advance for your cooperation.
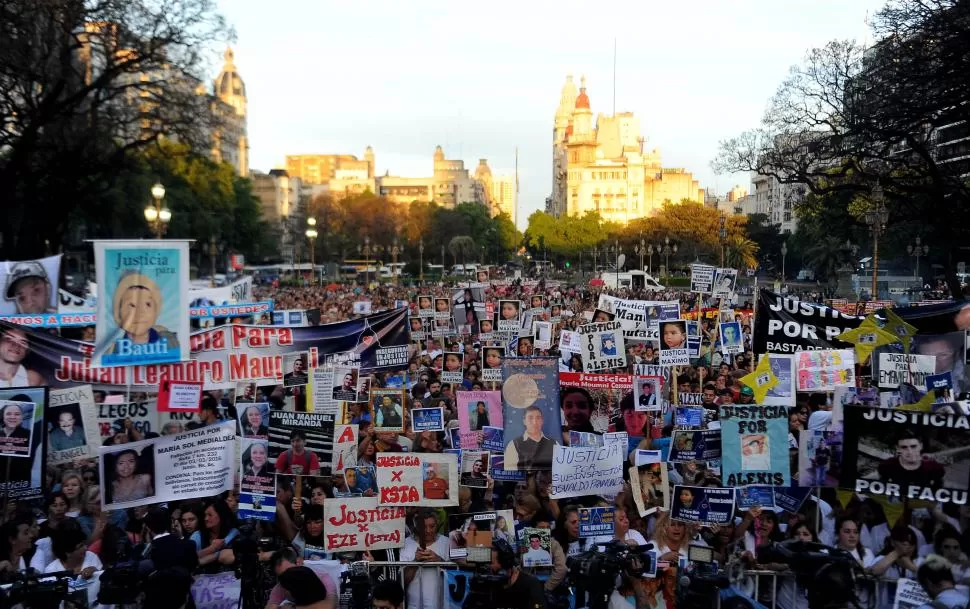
[419,239,425,283]
[208,236,218,287]
[143,182,171,239]
[305,217,318,284]
[608,239,622,286]
[781,241,788,282]
[390,237,401,285]
[357,236,372,286]
[657,237,677,278]
[907,236,929,279]
[864,181,889,299]
[634,238,647,272]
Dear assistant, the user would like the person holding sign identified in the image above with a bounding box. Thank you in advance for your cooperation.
[400,510,450,609]
[504,406,555,471]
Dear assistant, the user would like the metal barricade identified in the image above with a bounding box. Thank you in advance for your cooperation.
[361,560,458,609]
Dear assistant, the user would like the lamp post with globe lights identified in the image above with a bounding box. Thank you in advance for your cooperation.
[907,236,929,280]
[144,183,172,239]
[864,181,889,299]
[305,217,318,284]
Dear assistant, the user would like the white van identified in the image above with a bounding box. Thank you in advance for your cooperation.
[599,271,666,291]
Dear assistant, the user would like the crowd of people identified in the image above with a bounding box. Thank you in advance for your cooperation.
[2,275,968,609]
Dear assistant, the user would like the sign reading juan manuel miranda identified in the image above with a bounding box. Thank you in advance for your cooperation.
[840,406,970,503]
[754,290,861,354]
[94,241,190,367]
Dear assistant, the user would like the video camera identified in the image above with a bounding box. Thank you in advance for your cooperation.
[759,540,867,609]
[567,540,657,609]
[0,570,73,609]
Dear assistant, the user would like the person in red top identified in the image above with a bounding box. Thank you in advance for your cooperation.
[877,429,945,491]
[275,430,320,475]
[422,463,449,500]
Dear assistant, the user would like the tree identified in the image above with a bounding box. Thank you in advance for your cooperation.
[0,0,231,258]
[714,0,970,295]
[448,236,477,269]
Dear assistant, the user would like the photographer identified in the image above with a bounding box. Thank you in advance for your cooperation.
[489,538,545,609]
[265,548,336,609]
[372,579,404,609]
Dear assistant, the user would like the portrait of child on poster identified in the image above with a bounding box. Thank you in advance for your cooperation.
[94,241,189,367]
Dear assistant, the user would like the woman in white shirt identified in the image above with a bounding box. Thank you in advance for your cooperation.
[44,528,102,579]
[835,517,876,607]
[652,512,702,563]
[613,506,649,547]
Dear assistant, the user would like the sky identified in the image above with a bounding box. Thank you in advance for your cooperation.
[214,0,886,230]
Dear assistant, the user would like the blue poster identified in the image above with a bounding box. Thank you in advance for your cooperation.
[735,486,776,510]
[675,407,703,427]
[411,407,444,432]
[773,487,812,513]
[94,241,190,367]
[482,426,504,452]
[668,429,721,463]
[501,357,562,471]
[719,405,791,487]
[578,506,615,538]
[670,485,734,526]
[490,454,526,481]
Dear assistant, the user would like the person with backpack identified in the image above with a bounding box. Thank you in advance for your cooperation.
[274,429,321,475]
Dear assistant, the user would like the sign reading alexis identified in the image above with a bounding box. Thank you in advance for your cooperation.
[577,321,626,372]
[720,405,791,487]
[94,241,190,367]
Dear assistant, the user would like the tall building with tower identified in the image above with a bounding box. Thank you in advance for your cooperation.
[547,74,705,224]
[212,48,249,177]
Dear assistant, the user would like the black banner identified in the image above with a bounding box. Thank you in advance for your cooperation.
[754,290,861,354]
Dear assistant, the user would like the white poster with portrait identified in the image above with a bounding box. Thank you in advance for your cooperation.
[577,321,626,372]
[47,386,100,464]
[0,255,61,315]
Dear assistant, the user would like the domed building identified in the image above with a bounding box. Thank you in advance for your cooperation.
[211,48,249,176]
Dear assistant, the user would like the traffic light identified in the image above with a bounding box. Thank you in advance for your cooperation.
[565,261,571,268]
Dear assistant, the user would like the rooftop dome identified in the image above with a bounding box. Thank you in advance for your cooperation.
[215,48,245,99]
[574,75,590,110]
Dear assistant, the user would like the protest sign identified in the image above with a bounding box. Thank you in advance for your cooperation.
[550,443,624,499]
[841,407,970,503]
[633,375,662,412]
[677,393,704,407]
[268,411,335,476]
[560,330,581,352]
[156,379,202,413]
[630,462,669,516]
[239,437,274,521]
[521,528,553,567]
[497,300,522,332]
[579,506,615,538]
[719,322,743,355]
[877,353,937,390]
[597,295,680,332]
[690,264,715,294]
[490,454,526,482]
[0,387,46,506]
[670,486,735,526]
[93,241,190,367]
[310,368,338,415]
[441,351,464,384]
[559,372,633,433]
[6,306,410,391]
[796,349,855,391]
[322,496,407,552]
[47,386,99,464]
[417,295,433,317]
[720,405,791,487]
[191,572,241,609]
[371,388,405,433]
[712,268,737,298]
[533,321,553,350]
[659,320,690,365]
[735,486,776,510]
[482,426,503,452]
[773,487,813,513]
[761,354,796,407]
[457,390,502,449]
[447,510,515,559]
[753,290,860,354]
[460,450,490,488]
[352,301,372,315]
[0,400,35,459]
[0,255,61,315]
[669,430,721,463]
[501,357,562,471]
[481,346,505,383]
[332,424,358,472]
[100,421,235,509]
[675,407,703,427]
[375,452,458,507]
[634,449,662,465]
[893,578,932,609]
[411,407,445,432]
[570,431,603,448]
[578,321,626,371]
[798,430,843,487]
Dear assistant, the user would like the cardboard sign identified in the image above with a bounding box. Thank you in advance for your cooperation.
[578,321,626,372]
[375,452,459,507]
[322,496,406,552]
[156,380,203,412]
[550,443,624,499]
[670,485,735,526]
[720,405,791,487]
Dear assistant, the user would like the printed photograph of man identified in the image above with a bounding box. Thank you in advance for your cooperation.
[530,295,544,310]
[550,304,562,319]
[235,382,257,404]
[0,328,43,387]
[275,429,321,476]
[521,532,552,566]
[374,393,404,431]
[504,406,555,471]
[283,353,308,387]
[460,452,489,488]
[0,401,33,457]
[47,407,85,453]
[636,378,659,410]
[876,429,945,490]
[423,462,450,500]
[719,322,743,353]
[332,368,362,402]
[4,261,55,314]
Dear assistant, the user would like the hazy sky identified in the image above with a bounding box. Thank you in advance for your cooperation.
[215,0,885,229]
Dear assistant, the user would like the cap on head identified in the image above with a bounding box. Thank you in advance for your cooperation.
[5,261,49,300]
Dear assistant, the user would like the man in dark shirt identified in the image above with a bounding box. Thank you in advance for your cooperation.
[877,430,945,491]
[504,406,555,471]
[490,539,546,609]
